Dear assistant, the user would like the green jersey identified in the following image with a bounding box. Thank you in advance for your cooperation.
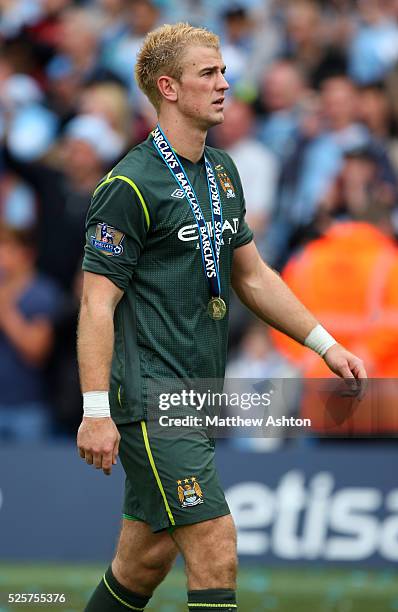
[82,134,253,424]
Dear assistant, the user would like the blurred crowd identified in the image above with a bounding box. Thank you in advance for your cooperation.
[1,0,398,442]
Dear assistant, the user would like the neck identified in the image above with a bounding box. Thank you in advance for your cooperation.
[158,113,207,163]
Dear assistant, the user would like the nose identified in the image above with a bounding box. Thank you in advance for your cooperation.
[217,71,229,92]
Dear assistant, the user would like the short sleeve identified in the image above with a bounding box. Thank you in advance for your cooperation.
[82,177,150,291]
[234,195,254,248]
[226,156,253,249]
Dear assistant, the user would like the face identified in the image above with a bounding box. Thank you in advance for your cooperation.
[0,236,32,278]
[79,87,117,129]
[357,0,386,23]
[358,88,389,130]
[321,78,357,129]
[342,157,376,189]
[43,0,72,15]
[262,63,303,112]
[62,138,101,176]
[169,45,230,130]
[58,12,97,57]
[99,0,125,13]
[130,0,159,35]
[286,2,319,45]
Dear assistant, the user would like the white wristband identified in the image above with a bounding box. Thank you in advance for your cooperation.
[304,324,337,357]
[83,391,110,418]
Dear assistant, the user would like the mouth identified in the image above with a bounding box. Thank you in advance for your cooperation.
[212,98,224,108]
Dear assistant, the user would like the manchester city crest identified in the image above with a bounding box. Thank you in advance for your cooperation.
[177,477,204,508]
[91,223,125,256]
[215,165,236,199]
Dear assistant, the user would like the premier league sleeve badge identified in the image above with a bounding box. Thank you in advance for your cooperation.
[91,223,125,256]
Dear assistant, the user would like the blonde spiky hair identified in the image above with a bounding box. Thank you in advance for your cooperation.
[135,22,220,112]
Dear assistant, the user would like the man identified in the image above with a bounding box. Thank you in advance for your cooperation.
[271,220,398,433]
[0,223,64,440]
[257,60,306,161]
[77,23,366,612]
[4,112,124,291]
[213,97,277,238]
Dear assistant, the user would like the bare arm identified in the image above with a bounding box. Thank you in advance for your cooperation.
[232,241,318,343]
[77,271,123,391]
[232,242,367,382]
[77,271,124,475]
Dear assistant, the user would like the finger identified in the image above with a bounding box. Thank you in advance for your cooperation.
[338,365,361,396]
[353,375,368,401]
[102,446,114,475]
[102,454,113,476]
[78,447,85,459]
[93,453,103,469]
[357,378,368,401]
[349,360,368,400]
[85,452,93,465]
[340,364,356,381]
[112,437,120,465]
[352,362,368,380]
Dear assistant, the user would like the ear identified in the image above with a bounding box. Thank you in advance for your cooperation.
[157,75,178,103]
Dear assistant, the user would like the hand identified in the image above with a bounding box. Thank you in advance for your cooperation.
[77,417,121,476]
[323,344,368,399]
[0,287,15,326]
[0,278,23,331]
[0,301,14,328]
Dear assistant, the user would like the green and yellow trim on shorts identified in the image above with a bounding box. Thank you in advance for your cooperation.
[122,513,145,522]
[119,419,230,533]
[140,421,176,528]
[121,422,176,531]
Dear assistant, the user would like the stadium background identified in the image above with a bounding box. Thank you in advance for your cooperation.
[1,0,398,610]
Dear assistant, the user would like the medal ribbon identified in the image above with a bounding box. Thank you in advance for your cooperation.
[151,124,223,298]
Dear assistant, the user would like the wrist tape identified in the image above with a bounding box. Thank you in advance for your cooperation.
[304,324,337,357]
[83,391,110,418]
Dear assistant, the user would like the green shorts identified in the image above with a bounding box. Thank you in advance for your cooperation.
[118,420,230,533]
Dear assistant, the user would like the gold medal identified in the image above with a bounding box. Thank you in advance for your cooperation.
[207,297,227,320]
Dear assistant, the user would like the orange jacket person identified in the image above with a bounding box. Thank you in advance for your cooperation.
[272,222,398,433]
